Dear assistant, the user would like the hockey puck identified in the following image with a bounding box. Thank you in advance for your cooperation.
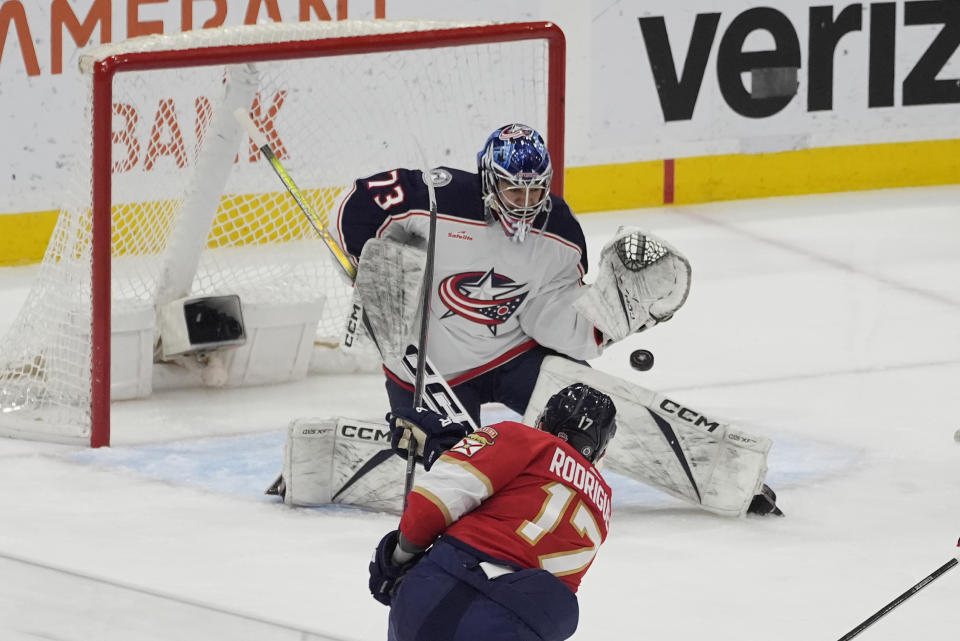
[629,349,654,372]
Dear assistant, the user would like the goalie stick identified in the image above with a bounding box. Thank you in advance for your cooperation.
[402,161,441,505]
[234,109,476,423]
[234,109,356,280]
[836,538,959,641]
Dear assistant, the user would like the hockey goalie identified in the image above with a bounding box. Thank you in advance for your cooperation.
[268,222,781,519]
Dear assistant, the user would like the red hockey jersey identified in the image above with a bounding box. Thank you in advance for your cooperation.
[399,421,612,592]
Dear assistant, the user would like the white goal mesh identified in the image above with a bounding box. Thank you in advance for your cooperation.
[0,20,564,445]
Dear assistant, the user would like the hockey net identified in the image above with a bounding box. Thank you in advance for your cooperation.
[0,20,564,446]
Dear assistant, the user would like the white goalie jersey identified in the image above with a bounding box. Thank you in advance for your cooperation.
[336,166,604,383]
[338,165,693,387]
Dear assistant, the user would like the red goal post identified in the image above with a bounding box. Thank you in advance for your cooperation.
[0,20,566,448]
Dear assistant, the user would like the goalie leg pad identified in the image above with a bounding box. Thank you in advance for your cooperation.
[523,357,771,517]
[282,417,405,514]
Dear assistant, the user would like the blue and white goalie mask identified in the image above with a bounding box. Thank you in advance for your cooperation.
[478,123,553,242]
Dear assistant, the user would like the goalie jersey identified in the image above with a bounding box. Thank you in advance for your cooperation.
[336,167,604,383]
[399,420,612,593]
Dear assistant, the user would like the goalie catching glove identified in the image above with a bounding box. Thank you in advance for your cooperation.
[574,226,691,343]
[386,407,472,471]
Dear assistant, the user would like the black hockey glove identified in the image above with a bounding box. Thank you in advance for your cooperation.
[368,530,421,607]
[386,406,471,471]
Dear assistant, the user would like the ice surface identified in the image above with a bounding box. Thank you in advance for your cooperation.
[1,186,959,640]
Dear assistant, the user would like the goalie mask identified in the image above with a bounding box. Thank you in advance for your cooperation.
[478,123,553,242]
[535,383,617,463]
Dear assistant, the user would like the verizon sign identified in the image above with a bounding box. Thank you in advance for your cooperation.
[639,3,960,121]
[2,0,958,212]
[589,0,960,161]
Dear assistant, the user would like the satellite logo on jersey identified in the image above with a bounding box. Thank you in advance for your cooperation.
[450,429,497,457]
[438,268,528,335]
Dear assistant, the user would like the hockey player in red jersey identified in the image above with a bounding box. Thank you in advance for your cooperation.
[368,383,618,641]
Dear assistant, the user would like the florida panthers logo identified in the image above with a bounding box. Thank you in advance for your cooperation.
[449,427,498,457]
[438,268,528,335]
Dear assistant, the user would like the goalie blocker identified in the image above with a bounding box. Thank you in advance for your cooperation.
[273,358,780,518]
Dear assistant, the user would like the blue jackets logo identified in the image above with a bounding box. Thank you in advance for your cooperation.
[438,268,528,335]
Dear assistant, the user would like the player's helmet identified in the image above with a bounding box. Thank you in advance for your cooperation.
[535,384,617,463]
[478,123,553,242]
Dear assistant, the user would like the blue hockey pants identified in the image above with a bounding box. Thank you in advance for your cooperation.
[387,538,578,641]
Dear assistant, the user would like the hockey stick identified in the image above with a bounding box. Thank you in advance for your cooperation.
[401,167,440,506]
[836,538,959,641]
[233,110,356,280]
